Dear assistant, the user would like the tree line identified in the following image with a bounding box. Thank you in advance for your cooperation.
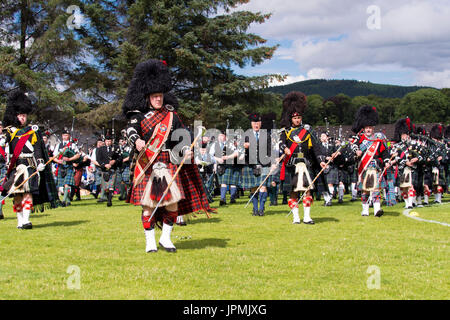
[1,1,448,134]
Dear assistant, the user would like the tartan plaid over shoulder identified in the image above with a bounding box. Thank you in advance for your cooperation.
[130,108,211,215]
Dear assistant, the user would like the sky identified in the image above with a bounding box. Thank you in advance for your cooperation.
[232,0,450,88]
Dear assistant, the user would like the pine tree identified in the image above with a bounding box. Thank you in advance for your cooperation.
[73,0,284,127]
[0,0,86,124]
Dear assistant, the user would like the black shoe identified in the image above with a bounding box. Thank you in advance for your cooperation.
[97,198,106,203]
[407,206,413,209]
[220,200,226,206]
[338,198,343,204]
[75,198,81,201]
[303,220,315,225]
[258,210,264,216]
[252,210,258,216]
[0,214,4,220]
[375,209,384,217]
[326,201,332,207]
[22,222,32,229]
[118,196,125,201]
[282,199,288,205]
[176,222,187,226]
[159,242,176,252]
[230,198,236,204]
[423,202,429,206]
[350,197,357,202]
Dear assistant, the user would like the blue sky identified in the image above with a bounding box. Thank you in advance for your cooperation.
[232,0,450,88]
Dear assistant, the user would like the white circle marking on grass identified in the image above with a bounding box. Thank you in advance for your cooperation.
[403,203,450,227]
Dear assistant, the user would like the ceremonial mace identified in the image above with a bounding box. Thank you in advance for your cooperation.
[147,126,206,222]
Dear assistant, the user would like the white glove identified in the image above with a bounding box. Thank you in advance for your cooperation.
[37,159,46,172]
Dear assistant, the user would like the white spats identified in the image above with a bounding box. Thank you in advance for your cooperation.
[361,203,370,216]
[159,223,176,251]
[303,206,312,223]
[373,202,381,216]
[292,207,300,224]
[144,228,157,253]
[16,211,23,228]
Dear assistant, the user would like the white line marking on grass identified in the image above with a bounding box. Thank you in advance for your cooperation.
[403,207,450,227]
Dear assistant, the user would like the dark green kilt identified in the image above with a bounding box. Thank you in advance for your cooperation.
[218,166,241,186]
[395,167,419,189]
[0,164,6,182]
[121,166,130,185]
[324,166,339,185]
[95,169,102,185]
[101,170,117,190]
[57,165,75,188]
[338,168,350,185]
[240,166,262,189]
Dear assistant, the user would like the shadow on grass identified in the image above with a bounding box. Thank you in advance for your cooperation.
[33,220,89,229]
[313,217,340,223]
[176,238,230,250]
[187,217,222,225]
[381,210,400,217]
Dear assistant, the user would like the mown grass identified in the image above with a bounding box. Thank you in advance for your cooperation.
[0,193,448,300]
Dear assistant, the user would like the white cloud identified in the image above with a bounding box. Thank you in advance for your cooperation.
[234,0,450,87]
[415,70,450,88]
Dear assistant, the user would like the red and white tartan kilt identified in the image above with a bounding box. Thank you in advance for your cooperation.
[130,151,211,215]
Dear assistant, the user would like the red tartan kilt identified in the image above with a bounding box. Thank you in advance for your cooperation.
[73,167,83,187]
[131,151,184,206]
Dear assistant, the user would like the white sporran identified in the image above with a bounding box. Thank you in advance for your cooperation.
[294,162,313,192]
[399,167,413,188]
[141,162,182,208]
[432,167,439,186]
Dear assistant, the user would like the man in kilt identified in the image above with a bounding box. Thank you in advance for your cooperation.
[318,132,340,206]
[0,121,7,219]
[122,59,211,253]
[53,128,80,207]
[279,91,326,225]
[96,132,121,207]
[0,90,59,229]
[352,106,391,217]
[241,113,274,216]
[215,133,241,206]
[445,125,450,194]
[392,118,421,209]
[428,124,447,204]
[117,136,132,201]
[90,138,105,199]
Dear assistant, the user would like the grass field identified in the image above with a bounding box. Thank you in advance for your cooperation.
[0,192,448,300]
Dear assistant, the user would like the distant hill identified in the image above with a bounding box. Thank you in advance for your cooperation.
[266,79,432,99]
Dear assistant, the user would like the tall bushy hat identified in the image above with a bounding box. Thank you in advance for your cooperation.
[261,112,276,130]
[3,89,34,127]
[351,105,379,134]
[430,124,443,139]
[163,92,179,111]
[415,126,426,136]
[444,125,450,139]
[393,117,412,142]
[280,91,307,128]
[122,59,172,118]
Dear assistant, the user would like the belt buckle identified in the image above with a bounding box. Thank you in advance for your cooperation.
[297,152,304,159]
